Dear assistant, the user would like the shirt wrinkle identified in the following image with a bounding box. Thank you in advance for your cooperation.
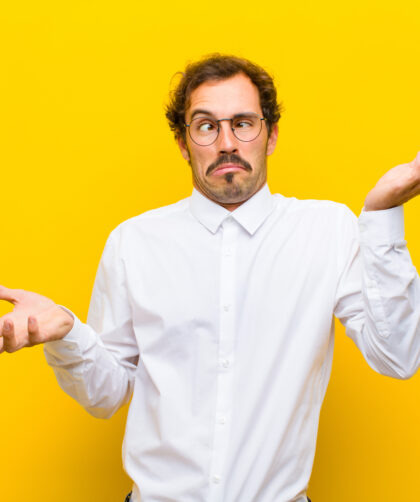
[44,188,420,502]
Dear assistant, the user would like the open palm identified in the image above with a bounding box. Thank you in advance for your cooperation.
[0,286,74,353]
[364,151,420,211]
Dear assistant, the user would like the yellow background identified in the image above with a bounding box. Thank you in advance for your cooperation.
[1,1,420,500]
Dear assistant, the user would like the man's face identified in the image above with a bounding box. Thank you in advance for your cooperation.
[178,73,278,209]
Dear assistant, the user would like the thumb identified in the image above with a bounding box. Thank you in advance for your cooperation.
[0,286,19,305]
[411,151,420,168]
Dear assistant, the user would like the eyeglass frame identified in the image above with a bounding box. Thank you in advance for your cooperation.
[184,112,266,146]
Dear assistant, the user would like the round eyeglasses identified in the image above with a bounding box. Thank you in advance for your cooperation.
[185,113,266,146]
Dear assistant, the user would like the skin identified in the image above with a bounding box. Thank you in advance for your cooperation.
[364,151,420,210]
[0,72,420,353]
[0,288,73,353]
[178,73,278,211]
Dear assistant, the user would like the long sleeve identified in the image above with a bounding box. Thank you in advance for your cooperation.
[334,204,420,379]
[44,226,139,418]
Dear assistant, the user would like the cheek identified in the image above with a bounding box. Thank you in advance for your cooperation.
[243,144,266,164]
[189,154,205,176]
[191,148,214,172]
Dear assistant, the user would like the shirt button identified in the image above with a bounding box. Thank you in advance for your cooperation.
[213,475,221,484]
[223,304,231,312]
[224,248,233,256]
[221,359,230,368]
[218,416,226,424]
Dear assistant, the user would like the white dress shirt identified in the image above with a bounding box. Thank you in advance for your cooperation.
[44,184,420,502]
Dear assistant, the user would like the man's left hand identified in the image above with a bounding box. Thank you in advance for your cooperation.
[364,151,420,211]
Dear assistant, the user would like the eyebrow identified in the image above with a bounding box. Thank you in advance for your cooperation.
[188,109,259,121]
[189,109,213,120]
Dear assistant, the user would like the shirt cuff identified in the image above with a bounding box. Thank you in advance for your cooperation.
[358,205,404,245]
[44,307,95,360]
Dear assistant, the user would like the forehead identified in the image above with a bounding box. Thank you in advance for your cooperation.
[186,73,262,120]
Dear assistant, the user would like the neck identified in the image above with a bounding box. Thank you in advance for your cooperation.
[220,201,246,212]
[193,182,265,211]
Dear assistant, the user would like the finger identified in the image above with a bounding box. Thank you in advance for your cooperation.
[0,285,19,305]
[410,151,420,169]
[0,336,4,354]
[28,316,41,345]
[2,319,19,352]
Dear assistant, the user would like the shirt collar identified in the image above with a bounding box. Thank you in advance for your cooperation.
[189,184,275,235]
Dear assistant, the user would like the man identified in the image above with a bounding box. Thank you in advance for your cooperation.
[1,54,420,502]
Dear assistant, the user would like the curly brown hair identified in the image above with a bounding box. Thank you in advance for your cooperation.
[165,53,282,141]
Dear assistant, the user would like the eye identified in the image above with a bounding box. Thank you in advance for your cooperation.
[235,120,252,129]
[198,121,216,132]
[233,116,255,129]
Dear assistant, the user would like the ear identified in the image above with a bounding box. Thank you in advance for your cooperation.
[177,136,190,162]
[266,123,278,156]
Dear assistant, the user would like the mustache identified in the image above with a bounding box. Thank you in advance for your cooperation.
[206,154,252,176]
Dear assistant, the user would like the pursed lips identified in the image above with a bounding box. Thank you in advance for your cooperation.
[210,163,250,176]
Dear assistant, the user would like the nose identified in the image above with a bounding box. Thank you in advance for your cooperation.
[216,120,238,154]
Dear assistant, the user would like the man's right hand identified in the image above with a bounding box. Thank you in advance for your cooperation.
[0,286,74,354]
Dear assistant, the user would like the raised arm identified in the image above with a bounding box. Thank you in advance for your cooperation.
[43,226,139,418]
[1,226,139,418]
[334,152,420,378]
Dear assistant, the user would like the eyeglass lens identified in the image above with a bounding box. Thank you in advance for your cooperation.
[188,114,263,146]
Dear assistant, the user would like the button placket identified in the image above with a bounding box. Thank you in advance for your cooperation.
[220,358,230,368]
[208,218,238,501]
[217,415,227,425]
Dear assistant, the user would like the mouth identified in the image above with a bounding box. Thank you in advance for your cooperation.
[211,163,248,176]
[206,154,253,177]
